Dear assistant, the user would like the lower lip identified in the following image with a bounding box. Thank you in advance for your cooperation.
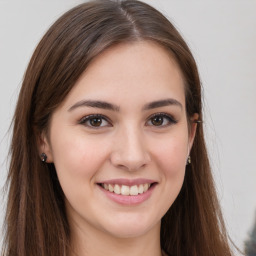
[98,184,156,205]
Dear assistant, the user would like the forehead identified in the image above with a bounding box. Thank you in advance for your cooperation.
[62,41,185,110]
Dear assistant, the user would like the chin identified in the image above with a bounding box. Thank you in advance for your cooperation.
[101,215,160,239]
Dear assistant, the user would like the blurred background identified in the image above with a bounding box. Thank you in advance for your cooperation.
[1,1,256,254]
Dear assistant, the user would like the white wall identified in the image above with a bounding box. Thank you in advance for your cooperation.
[1,1,256,253]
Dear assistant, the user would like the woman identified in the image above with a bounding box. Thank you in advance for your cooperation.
[2,0,233,255]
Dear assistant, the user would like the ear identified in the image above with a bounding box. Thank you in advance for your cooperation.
[188,113,200,152]
[38,131,54,163]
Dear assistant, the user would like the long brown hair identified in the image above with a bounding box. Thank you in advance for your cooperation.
[2,0,233,255]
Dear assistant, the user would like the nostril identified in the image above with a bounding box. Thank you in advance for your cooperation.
[110,150,151,171]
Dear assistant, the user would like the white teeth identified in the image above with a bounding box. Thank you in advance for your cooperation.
[101,183,152,196]
[114,184,121,194]
[109,184,114,192]
[121,185,130,196]
[143,183,149,191]
[130,185,138,195]
[138,184,144,194]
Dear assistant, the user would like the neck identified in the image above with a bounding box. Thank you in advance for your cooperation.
[69,219,162,256]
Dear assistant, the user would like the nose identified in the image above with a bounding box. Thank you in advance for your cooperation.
[110,125,151,171]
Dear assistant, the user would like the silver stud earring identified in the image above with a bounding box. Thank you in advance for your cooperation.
[40,153,47,162]
[186,156,191,165]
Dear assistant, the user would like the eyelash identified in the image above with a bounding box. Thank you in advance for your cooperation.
[79,114,112,128]
[146,112,177,127]
[79,112,177,128]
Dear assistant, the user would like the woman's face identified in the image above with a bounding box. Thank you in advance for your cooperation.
[41,41,197,239]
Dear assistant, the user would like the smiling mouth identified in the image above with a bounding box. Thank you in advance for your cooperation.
[99,183,154,196]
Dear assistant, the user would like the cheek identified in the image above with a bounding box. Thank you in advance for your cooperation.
[49,130,111,208]
[50,128,109,184]
[158,144,186,198]
[149,133,188,215]
[152,135,188,175]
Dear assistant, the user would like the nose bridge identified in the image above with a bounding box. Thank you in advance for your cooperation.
[111,122,150,171]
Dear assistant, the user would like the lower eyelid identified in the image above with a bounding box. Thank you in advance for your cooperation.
[78,113,177,127]
[147,113,177,125]
[79,115,111,126]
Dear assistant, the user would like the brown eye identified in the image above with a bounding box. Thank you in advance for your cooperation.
[146,113,177,127]
[90,117,102,127]
[79,114,111,128]
[151,116,164,126]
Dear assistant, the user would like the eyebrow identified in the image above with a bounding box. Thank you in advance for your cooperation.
[142,98,183,110]
[68,100,120,112]
[68,98,182,112]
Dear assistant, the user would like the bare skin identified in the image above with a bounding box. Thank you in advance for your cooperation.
[40,41,198,256]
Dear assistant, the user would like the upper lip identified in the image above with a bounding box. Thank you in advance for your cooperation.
[97,178,157,186]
